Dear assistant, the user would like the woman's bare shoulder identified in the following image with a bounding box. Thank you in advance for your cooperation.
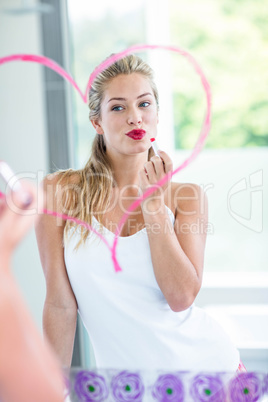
[170,182,206,217]
[43,169,81,189]
[42,170,82,211]
[171,181,203,195]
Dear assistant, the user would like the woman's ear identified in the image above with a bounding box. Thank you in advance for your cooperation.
[91,119,104,135]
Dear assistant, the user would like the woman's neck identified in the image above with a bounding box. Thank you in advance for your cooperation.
[108,151,148,190]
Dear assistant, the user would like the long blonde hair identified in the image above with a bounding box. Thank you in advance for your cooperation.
[58,54,159,249]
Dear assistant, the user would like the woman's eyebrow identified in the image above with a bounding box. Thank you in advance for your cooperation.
[137,92,153,99]
[107,92,153,104]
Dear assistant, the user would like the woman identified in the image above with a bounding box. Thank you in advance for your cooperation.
[35,54,242,372]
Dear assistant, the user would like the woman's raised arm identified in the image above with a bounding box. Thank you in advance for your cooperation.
[0,178,65,402]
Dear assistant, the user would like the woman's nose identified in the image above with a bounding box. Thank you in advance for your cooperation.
[127,108,142,125]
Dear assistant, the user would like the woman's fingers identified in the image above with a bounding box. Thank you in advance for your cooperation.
[138,150,173,203]
[157,150,173,174]
[144,151,173,181]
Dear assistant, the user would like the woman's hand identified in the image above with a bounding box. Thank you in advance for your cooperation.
[0,181,42,260]
[0,178,65,402]
[138,150,173,210]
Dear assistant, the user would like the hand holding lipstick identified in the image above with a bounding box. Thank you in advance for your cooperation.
[138,139,173,208]
[0,162,38,256]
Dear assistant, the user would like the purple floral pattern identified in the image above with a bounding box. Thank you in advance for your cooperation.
[151,373,185,401]
[111,370,145,401]
[229,373,262,402]
[66,369,268,402]
[262,374,268,396]
[190,374,226,401]
[74,370,109,401]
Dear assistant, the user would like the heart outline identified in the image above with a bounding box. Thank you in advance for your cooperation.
[0,44,211,272]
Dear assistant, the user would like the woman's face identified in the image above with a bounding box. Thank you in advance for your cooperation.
[92,73,159,158]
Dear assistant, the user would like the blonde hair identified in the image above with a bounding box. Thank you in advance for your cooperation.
[58,54,159,249]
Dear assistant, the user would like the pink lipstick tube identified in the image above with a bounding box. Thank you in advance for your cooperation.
[0,161,22,192]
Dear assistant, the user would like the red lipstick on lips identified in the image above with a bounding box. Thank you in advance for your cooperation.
[126,129,146,140]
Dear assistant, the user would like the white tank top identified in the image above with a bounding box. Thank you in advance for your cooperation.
[64,205,240,371]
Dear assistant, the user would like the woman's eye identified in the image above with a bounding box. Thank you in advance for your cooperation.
[112,105,123,111]
[139,101,150,108]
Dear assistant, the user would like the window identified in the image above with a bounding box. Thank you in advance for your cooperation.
[67,0,268,370]
[67,0,146,166]
[167,0,268,280]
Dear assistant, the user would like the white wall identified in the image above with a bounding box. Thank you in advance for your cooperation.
[0,0,48,330]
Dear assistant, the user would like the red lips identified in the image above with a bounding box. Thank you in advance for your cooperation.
[126,129,146,140]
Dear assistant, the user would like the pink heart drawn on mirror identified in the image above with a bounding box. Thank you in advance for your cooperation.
[0,44,211,272]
